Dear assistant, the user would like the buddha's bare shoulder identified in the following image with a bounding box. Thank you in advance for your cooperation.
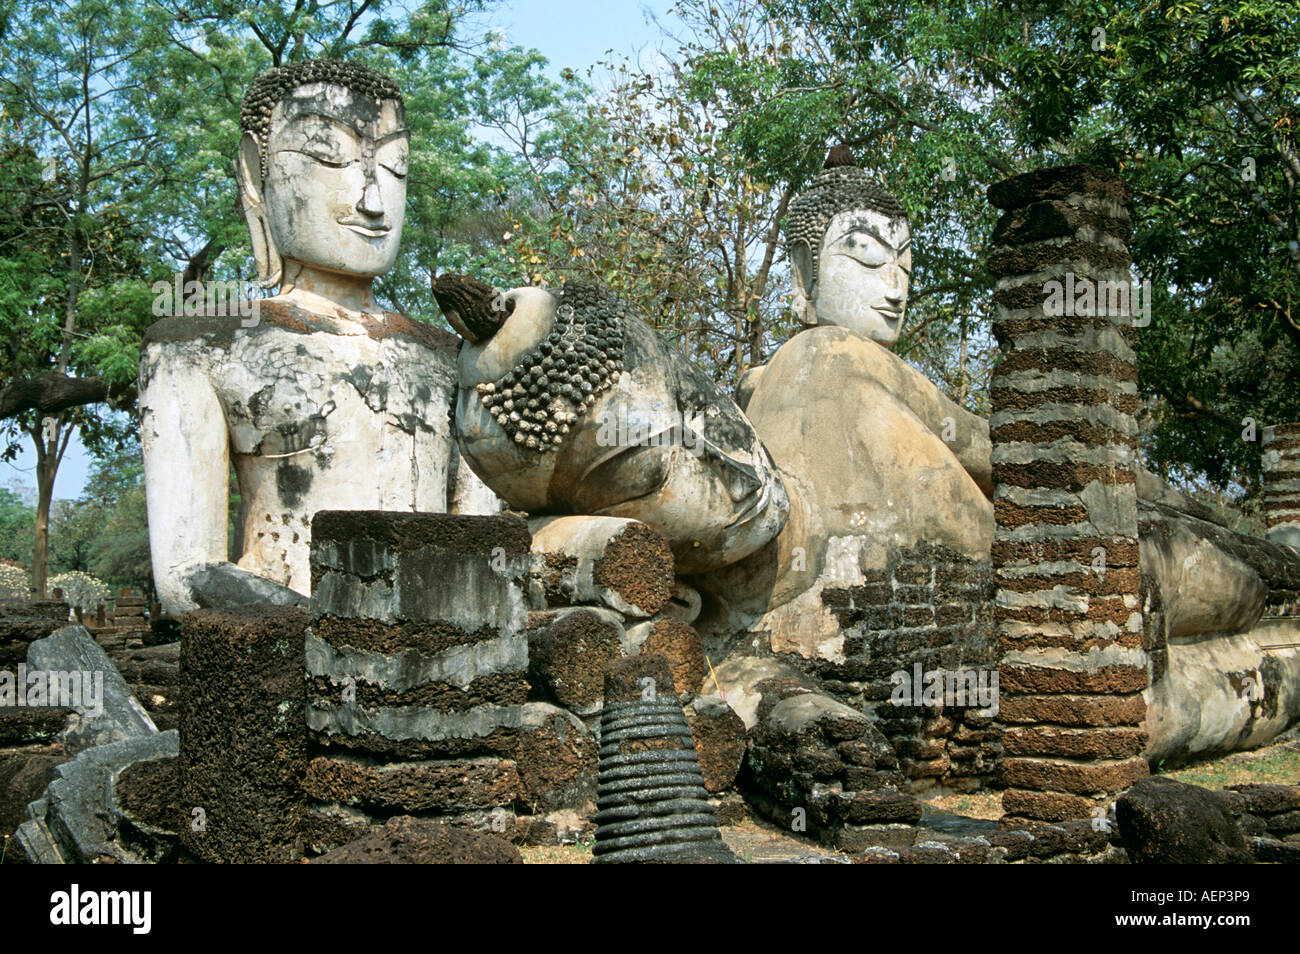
[143,300,460,355]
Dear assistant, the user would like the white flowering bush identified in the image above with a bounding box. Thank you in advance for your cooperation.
[0,564,29,604]
[49,570,111,614]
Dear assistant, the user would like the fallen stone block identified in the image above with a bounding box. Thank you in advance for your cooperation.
[529,516,673,617]
[1,745,69,854]
[687,695,745,792]
[625,617,707,704]
[528,608,623,716]
[311,511,531,628]
[511,702,598,813]
[1116,776,1253,864]
[25,625,157,752]
[17,729,178,864]
[303,755,522,816]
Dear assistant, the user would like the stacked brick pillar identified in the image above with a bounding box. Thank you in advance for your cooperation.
[1262,423,1300,552]
[113,587,147,630]
[986,166,1150,821]
[302,511,532,850]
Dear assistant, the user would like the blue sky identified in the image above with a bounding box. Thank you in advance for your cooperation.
[492,0,677,76]
[4,0,680,502]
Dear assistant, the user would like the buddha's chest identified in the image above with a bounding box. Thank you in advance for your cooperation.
[214,330,455,458]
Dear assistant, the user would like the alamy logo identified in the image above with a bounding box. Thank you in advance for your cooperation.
[1041,273,1152,326]
[890,664,999,716]
[0,665,103,717]
[594,406,704,457]
[152,273,260,327]
[49,884,151,934]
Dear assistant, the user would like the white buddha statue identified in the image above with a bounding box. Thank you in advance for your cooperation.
[140,60,494,615]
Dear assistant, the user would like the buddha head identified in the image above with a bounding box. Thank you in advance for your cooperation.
[786,146,911,347]
[236,60,408,291]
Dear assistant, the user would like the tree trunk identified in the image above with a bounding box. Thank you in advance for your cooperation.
[956,313,969,407]
[747,186,793,367]
[30,429,54,600]
[28,415,70,600]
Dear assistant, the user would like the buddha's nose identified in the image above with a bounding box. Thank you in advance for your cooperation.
[358,179,384,218]
[884,264,906,299]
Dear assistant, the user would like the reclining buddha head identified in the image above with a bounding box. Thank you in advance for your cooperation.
[236,59,408,293]
[786,145,911,347]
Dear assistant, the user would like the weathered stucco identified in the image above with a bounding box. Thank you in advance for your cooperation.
[141,306,496,615]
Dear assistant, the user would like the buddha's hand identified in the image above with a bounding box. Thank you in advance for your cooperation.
[178,561,309,610]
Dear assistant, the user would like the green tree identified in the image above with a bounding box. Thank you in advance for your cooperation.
[0,486,36,566]
[689,0,1299,496]
[978,0,1300,491]
[1,0,591,597]
[0,0,159,596]
[48,440,151,593]
[498,1,806,380]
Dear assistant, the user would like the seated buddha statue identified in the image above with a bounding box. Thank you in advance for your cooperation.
[140,60,495,616]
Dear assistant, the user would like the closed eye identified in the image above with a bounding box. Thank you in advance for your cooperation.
[282,148,352,169]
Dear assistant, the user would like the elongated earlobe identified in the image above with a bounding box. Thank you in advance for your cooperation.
[236,132,282,289]
[791,241,816,325]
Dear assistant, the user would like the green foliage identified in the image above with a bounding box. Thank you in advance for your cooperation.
[0,0,587,593]
[4,0,1298,537]
[698,0,1300,490]
[501,1,806,380]
[668,0,1010,406]
[47,440,151,593]
[0,487,35,565]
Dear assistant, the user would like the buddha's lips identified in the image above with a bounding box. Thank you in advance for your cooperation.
[726,479,770,530]
[341,222,390,238]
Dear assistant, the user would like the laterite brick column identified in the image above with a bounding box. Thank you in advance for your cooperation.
[1262,423,1300,552]
[986,165,1149,821]
[302,512,532,850]
[179,604,308,862]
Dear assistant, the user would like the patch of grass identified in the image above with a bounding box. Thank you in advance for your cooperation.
[1161,741,1300,790]
[519,841,592,864]
[923,792,1003,820]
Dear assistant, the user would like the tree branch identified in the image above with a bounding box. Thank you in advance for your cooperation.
[0,374,134,420]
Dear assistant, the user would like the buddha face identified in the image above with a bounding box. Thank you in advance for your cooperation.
[807,209,911,347]
[258,82,408,278]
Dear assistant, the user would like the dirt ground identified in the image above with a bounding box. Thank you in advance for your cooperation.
[520,735,1300,864]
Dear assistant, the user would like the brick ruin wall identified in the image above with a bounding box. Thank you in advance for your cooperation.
[796,543,1001,794]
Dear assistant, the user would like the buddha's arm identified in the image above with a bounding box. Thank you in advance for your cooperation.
[140,344,231,614]
[141,343,306,615]
[905,375,993,499]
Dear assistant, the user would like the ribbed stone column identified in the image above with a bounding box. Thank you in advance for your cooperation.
[986,165,1150,821]
[1262,424,1300,551]
[591,655,736,863]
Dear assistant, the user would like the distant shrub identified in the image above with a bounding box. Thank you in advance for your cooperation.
[48,570,111,613]
[0,563,28,603]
